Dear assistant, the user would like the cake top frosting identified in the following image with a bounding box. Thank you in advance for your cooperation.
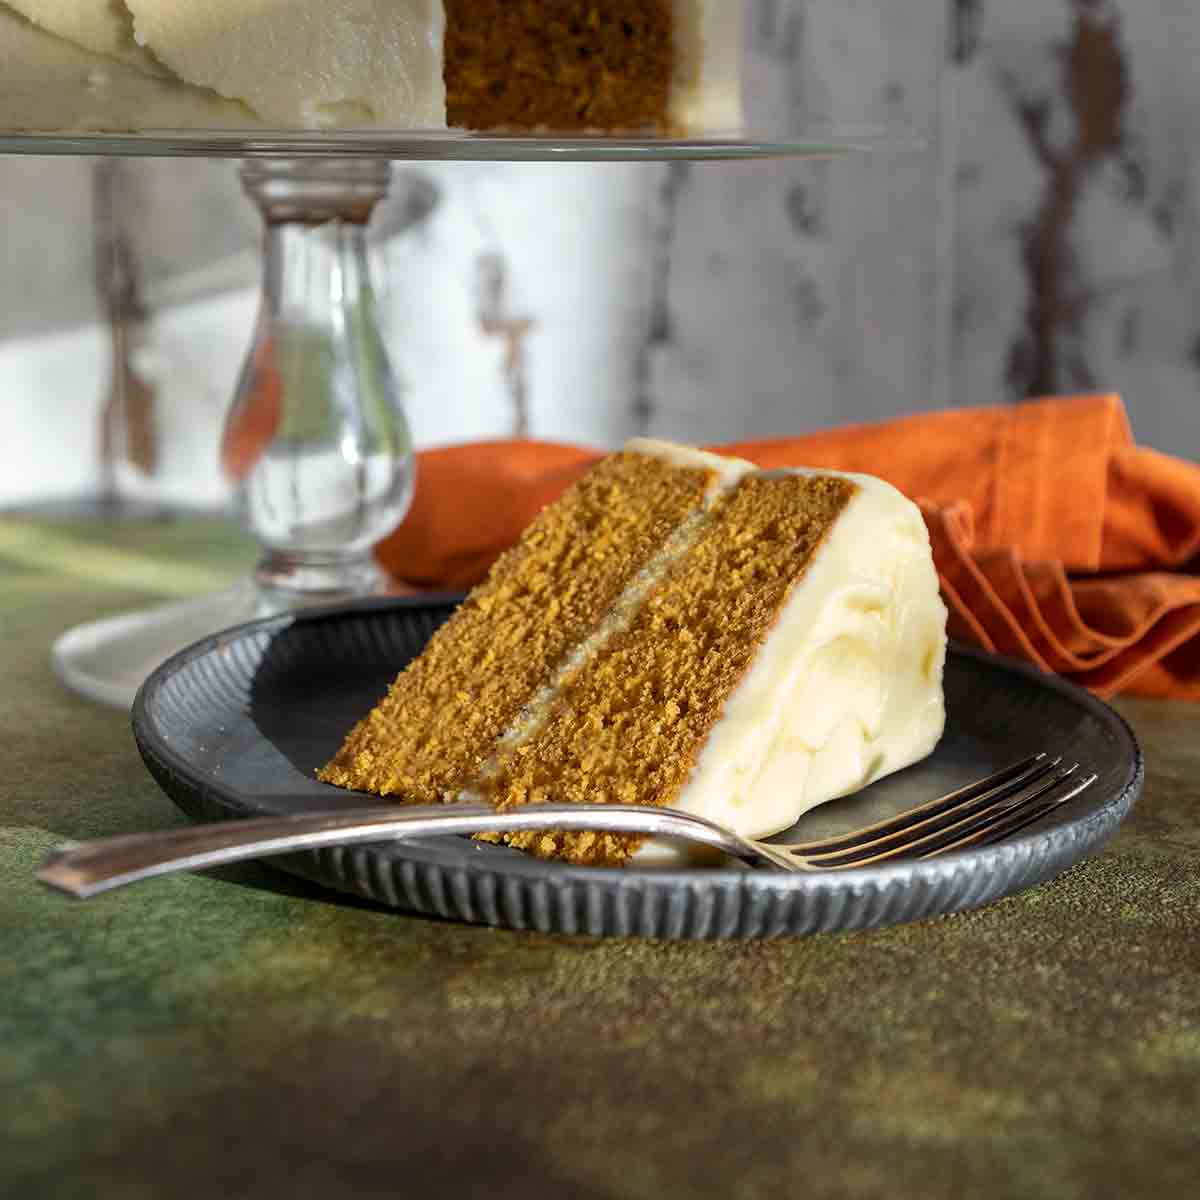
[5,0,164,74]
[124,0,446,128]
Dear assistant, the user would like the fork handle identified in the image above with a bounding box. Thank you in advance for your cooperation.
[37,804,750,898]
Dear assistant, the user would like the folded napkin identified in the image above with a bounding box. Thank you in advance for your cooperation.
[377,394,1200,700]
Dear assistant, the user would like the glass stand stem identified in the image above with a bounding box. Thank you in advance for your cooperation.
[52,158,416,709]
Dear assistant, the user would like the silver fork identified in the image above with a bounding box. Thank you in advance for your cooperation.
[38,754,1096,898]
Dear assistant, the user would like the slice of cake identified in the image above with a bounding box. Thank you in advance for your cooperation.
[0,0,743,132]
[320,441,948,867]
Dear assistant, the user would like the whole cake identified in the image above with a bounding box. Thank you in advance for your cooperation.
[320,441,949,867]
[1,1,743,133]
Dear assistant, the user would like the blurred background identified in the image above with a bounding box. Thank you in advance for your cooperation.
[1,0,1198,511]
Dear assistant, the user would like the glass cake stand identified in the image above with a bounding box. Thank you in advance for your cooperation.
[0,125,909,708]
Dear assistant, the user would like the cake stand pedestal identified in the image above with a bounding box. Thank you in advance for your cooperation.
[0,126,903,709]
[51,157,415,708]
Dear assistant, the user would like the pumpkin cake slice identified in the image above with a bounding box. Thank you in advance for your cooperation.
[321,440,948,867]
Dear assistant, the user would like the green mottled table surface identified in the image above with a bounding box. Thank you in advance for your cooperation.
[1,514,1198,1200]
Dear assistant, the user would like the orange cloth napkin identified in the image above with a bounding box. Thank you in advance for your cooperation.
[377,394,1200,700]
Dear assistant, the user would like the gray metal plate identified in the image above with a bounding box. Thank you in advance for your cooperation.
[132,597,1142,939]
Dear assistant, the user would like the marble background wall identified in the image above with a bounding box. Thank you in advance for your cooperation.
[1,0,1197,507]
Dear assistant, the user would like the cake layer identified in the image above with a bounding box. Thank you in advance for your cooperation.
[318,448,729,803]
[444,0,675,133]
[445,1,743,133]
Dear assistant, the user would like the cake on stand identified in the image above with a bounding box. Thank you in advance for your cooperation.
[2,119,900,709]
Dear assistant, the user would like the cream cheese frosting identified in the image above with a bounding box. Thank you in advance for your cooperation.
[4,0,164,75]
[0,3,259,131]
[123,0,446,129]
[672,0,745,134]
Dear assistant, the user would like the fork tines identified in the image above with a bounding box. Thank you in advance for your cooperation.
[783,755,1098,870]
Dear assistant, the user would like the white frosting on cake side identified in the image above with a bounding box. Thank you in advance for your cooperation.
[671,0,744,133]
[661,470,948,847]
[124,0,447,129]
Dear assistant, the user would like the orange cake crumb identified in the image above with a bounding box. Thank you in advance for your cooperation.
[318,451,719,803]
[443,0,676,133]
